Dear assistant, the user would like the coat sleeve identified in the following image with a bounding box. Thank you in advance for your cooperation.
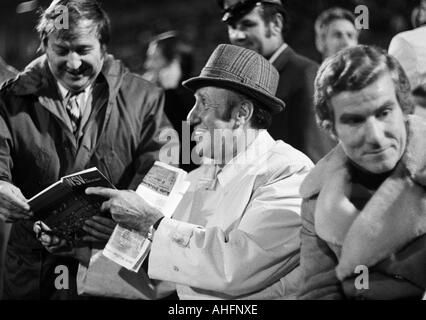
[128,86,178,190]
[289,63,335,163]
[147,168,306,297]
[0,94,13,183]
[298,198,344,299]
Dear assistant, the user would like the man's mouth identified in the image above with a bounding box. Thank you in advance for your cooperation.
[192,128,208,139]
[65,67,88,77]
[365,147,389,156]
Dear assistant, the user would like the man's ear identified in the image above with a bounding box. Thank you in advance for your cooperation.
[315,34,325,55]
[101,44,108,57]
[322,119,338,141]
[235,100,254,127]
[270,13,283,37]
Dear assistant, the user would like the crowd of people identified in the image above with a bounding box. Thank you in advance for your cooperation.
[0,0,425,300]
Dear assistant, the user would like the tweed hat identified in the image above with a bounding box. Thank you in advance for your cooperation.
[183,44,284,114]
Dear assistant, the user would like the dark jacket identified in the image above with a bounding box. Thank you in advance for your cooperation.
[0,56,16,299]
[298,116,426,300]
[269,47,335,163]
[0,57,16,85]
[0,54,171,299]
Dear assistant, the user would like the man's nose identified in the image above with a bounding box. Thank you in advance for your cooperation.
[187,104,200,125]
[228,27,247,43]
[364,118,385,145]
[66,52,82,70]
[341,34,356,47]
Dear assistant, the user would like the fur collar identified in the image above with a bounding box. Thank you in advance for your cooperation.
[300,115,426,280]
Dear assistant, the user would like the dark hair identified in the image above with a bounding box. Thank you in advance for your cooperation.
[222,90,272,129]
[315,45,414,132]
[315,7,357,38]
[259,3,288,38]
[149,32,194,81]
[37,0,111,47]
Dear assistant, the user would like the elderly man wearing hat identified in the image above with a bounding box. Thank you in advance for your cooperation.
[217,0,334,163]
[79,44,313,299]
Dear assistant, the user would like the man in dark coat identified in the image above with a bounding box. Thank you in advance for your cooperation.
[299,45,426,300]
[0,0,172,299]
[217,0,334,162]
[0,56,17,299]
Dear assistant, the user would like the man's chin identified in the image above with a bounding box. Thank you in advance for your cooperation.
[63,80,91,93]
[360,160,398,175]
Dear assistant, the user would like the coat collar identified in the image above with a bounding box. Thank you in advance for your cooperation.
[300,115,426,280]
[270,45,296,72]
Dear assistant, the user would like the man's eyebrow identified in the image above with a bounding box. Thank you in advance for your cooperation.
[339,112,364,122]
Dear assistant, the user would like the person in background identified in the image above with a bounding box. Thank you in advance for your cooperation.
[388,0,426,91]
[217,0,334,163]
[298,45,426,300]
[0,0,171,299]
[0,55,17,299]
[143,31,197,172]
[314,7,359,61]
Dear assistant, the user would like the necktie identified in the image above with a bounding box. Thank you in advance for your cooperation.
[65,92,82,134]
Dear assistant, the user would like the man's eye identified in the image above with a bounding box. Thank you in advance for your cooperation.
[241,21,256,28]
[377,109,391,119]
[76,48,92,55]
[54,48,68,56]
[345,117,363,125]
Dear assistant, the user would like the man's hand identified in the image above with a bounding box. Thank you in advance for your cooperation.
[33,221,91,266]
[0,181,32,222]
[82,215,116,243]
[85,187,164,236]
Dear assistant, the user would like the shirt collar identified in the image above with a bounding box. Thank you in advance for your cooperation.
[269,43,288,64]
[217,130,276,187]
[57,81,92,104]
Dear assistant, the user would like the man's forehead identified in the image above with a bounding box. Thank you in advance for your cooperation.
[327,19,357,33]
[48,19,99,43]
[331,75,398,113]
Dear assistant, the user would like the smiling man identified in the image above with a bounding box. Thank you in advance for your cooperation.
[83,44,314,299]
[0,0,170,299]
[298,45,426,300]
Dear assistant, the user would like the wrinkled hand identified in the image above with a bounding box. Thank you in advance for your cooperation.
[33,221,91,266]
[0,181,32,222]
[82,215,116,244]
[85,187,163,236]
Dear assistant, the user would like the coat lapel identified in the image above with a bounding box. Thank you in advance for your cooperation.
[271,46,294,73]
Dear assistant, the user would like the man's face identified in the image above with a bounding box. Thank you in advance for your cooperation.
[187,86,238,162]
[227,6,275,58]
[321,19,358,58]
[331,73,407,174]
[45,19,105,93]
[144,43,168,76]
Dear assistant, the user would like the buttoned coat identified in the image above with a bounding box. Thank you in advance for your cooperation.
[0,54,171,299]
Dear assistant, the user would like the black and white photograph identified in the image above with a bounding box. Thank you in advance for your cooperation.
[0,0,425,310]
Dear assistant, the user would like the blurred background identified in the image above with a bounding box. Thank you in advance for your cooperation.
[0,0,421,74]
